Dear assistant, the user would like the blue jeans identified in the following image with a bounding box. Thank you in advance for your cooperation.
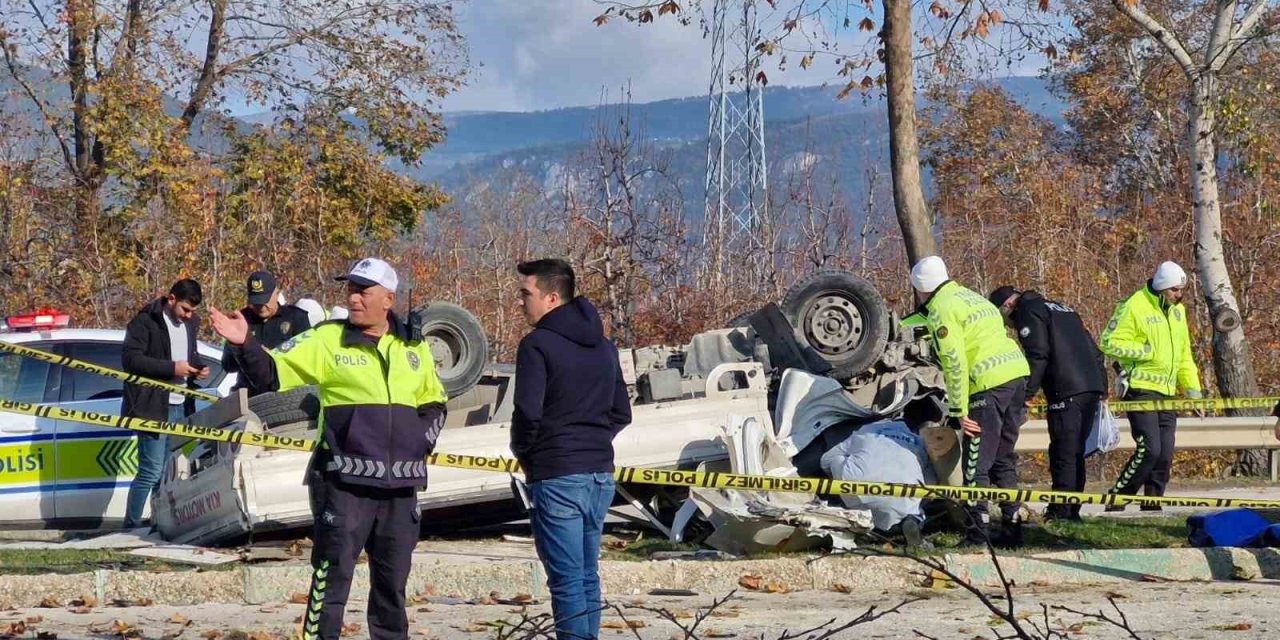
[123,405,179,528]
[530,473,615,640]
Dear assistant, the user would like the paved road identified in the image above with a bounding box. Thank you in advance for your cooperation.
[5,579,1278,639]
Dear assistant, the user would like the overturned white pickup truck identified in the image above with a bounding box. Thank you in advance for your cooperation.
[154,271,951,545]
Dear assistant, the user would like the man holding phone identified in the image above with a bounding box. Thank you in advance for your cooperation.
[121,278,209,529]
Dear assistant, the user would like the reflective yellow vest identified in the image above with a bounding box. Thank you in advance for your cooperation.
[923,281,1030,418]
[1100,285,1201,396]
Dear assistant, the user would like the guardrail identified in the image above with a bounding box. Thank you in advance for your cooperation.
[1017,416,1280,479]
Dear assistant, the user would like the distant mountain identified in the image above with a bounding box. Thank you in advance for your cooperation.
[419,76,1066,218]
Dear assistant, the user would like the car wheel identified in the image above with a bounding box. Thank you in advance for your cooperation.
[412,302,489,398]
[780,270,890,381]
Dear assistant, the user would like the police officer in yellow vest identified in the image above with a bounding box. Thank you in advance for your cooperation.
[911,256,1030,546]
[1100,261,1202,510]
[210,258,448,640]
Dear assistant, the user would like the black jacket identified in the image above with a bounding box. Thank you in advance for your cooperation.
[121,298,200,421]
[1010,291,1106,404]
[511,297,632,482]
[220,304,312,396]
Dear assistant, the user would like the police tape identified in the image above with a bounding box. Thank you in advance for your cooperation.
[0,340,217,402]
[1029,395,1280,414]
[0,398,314,452]
[4,397,1280,511]
[1106,396,1280,413]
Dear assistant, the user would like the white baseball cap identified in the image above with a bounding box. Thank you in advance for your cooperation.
[336,257,399,292]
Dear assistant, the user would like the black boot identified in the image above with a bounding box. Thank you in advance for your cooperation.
[962,508,991,547]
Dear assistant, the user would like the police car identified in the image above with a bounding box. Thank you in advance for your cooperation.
[0,309,235,528]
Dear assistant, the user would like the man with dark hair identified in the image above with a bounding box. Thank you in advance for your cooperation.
[121,278,209,528]
[516,258,576,300]
[989,286,1106,521]
[512,258,631,640]
[220,270,313,396]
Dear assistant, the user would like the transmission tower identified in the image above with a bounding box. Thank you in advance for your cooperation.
[704,0,769,280]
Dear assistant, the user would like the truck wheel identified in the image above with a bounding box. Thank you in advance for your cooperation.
[248,386,320,429]
[780,270,890,381]
[413,302,489,398]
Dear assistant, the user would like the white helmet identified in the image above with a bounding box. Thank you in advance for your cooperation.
[293,298,327,327]
[329,305,350,320]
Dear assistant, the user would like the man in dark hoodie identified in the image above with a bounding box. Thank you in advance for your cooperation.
[990,287,1106,521]
[121,278,209,528]
[512,259,632,640]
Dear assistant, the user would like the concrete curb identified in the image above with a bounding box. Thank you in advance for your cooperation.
[3,547,1280,607]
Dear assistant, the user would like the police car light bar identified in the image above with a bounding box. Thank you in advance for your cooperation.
[4,309,71,331]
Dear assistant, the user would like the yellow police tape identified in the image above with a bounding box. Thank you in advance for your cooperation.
[1098,396,1280,413]
[4,397,1280,511]
[0,340,218,402]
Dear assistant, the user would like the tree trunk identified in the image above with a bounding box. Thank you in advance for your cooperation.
[882,0,936,267]
[1187,74,1267,475]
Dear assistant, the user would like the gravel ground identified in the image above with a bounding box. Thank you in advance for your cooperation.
[3,579,1278,639]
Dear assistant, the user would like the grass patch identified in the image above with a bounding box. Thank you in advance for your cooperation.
[605,515,1191,561]
[0,549,234,575]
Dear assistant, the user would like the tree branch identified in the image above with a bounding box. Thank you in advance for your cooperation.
[1110,0,1197,75]
[181,0,227,127]
[1216,0,1277,68]
[0,33,75,175]
[1205,0,1240,71]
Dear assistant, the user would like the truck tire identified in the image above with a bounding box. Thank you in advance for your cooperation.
[248,386,320,429]
[414,302,488,398]
[780,270,890,381]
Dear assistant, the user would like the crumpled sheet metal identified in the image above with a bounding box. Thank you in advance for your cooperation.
[687,414,873,555]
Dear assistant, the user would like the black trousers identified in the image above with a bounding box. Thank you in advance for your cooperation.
[303,475,420,640]
[1111,389,1177,497]
[962,378,1028,531]
[1045,392,1102,519]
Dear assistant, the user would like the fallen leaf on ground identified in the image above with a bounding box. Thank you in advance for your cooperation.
[763,582,787,594]
[287,540,305,556]
[37,598,60,609]
[1209,623,1253,631]
[247,631,276,640]
[704,630,736,638]
[830,583,852,594]
[340,623,362,637]
[670,609,694,619]
[475,595,496,605]
[2,622,26,636]
[601,620,626,629]
[512,593,534,604]
[68,607,92,615]
[24,616,42,624]
[737,574,762,591]
[1105,591,1128,600]
[69,595,97,608]
[288,593,309,605]
[417,607,432,613]
[169,614,191,625]
[415,629,430,636]
[200,631,223,639]
[453,624,487,633]
[709,609,740,618]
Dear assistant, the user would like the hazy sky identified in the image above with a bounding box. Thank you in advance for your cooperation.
[442,0,878,113]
